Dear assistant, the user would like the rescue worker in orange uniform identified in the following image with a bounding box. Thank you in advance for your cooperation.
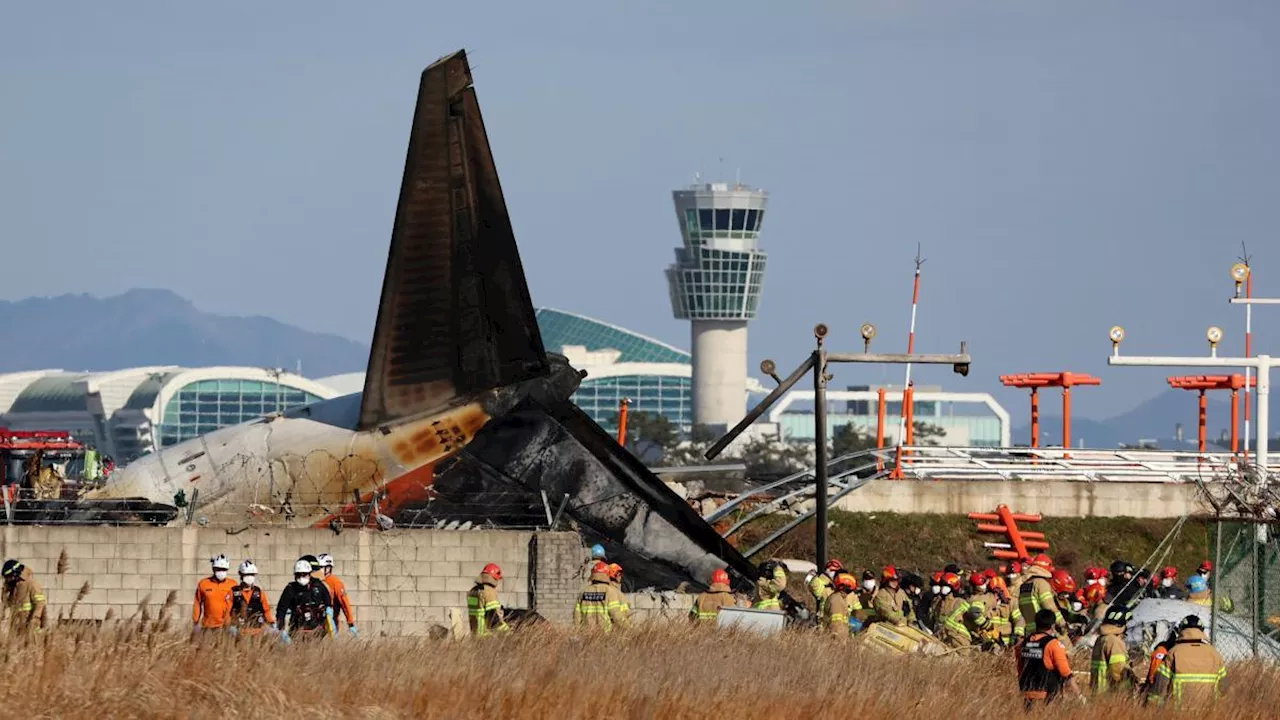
[871,565,913,626]
[2,559,46,635]
[1149,614,1227,709]
[230,559,275,638]
[467,563,509,637]
[192,554,236,634]
[823,573,858,637]
[318,553,357,638]
[1090,605,1135,694]
[690,568,737,622]
[1016,609,1078,709]
[575,560,629,631]
[1018,554,1066,638]
[1142,626,1181,705]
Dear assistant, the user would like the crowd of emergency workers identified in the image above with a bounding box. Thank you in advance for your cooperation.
[1,542,1233,711]
[463,544,1230,711]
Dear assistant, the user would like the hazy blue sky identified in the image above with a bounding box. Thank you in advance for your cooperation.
[3,1,1279,424]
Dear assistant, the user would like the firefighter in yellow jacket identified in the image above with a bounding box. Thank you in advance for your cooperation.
[575,561,629,630]
[1149,614,1227,709]
[823,573,859,637]
[753,560,788,611]
[1018,555,1066,637]
[2,559,46,635]
[690,568,737,622]
[871,565,913,626]
[1091,606,1136,694]
[935,572,971,648]
[466,563,510,637]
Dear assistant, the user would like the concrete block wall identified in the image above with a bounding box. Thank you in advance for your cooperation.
[833,479,1201,518]
[0,526,550,636]
[531,532,587,624]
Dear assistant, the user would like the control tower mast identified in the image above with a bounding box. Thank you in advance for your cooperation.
[665,182,768,430]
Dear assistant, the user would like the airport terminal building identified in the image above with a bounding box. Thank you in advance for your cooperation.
[0,308,764,462]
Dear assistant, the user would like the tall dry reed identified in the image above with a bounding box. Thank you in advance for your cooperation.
[1,621,1275,719]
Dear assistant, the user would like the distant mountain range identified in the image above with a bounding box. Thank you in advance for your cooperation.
[0,289,368,377]
[1012,389,1272,449]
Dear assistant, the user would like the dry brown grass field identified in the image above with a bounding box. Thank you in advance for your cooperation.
[4,620,1278,719]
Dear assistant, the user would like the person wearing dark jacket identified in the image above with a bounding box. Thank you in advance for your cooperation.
[276,558,334,642]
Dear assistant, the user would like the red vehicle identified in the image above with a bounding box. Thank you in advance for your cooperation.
[0,428,109,503]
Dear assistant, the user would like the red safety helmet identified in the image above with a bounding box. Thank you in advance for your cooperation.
[482,563,503,581]
[983,568,998,581]
[970,573,988,589]
[592,560,610,576]
[1084,583,1106,606]
[930,571,944,584]
[711,568,730,586]
[1009,561,1023,575]
[1084,567,1102,581]
[1050,568,1076,595]
[881,565,899,580]
[1198,561,1213,573]
[1031,554,1054,570]
[942,572,962,590]
[825,559,844,574]
[1161,566,1178,579]
[606,563,624,581]
[988,575,1009,600]
[834,573,858,592]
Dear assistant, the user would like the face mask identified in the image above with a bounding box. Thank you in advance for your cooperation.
[242,575,256,586]
[1071,602,1083,612]
[1098,578,1108,587]
[296,575,310,586]
[1199,570,1209,577]
[975,585,987,594]
[940,586,951,596]
[1085,578,1097,586]
[862,580,876,591]
[213,570,227,582]
[931,585,941,595]
[1161,578,1173,588]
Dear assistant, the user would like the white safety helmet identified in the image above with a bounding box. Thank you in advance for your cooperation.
[239,560,258,576]
[210,554,230,571]
[318,553,334,568]
[293,559,313,575]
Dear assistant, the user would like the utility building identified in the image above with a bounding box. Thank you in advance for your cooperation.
[665,182,768,431]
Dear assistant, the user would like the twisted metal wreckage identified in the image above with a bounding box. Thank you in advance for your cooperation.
[52,50,754,589]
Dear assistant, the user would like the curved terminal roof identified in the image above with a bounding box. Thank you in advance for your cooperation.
[536,308,689,364]
[10,373,93,413]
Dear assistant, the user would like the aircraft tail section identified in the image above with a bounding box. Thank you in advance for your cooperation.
[360,49,548,430]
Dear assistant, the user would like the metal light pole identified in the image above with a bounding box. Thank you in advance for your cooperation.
[706,323,972,568]
[1106,326,1271,475]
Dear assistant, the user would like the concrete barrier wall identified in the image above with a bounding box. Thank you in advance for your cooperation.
[0,527,598,636]
[834,479,1201,518]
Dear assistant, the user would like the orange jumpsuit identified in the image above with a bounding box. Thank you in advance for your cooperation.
[192,576,237,629]
[323,574,355,628]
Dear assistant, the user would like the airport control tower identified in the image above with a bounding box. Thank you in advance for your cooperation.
[666,182,768,430]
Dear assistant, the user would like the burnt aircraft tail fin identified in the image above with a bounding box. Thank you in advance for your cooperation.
[360,49,548,430]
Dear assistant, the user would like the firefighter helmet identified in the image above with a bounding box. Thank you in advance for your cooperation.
[1050,568,1076,595]
[592,561,610,576]
[293,559,313,575]
[969,573,988,589]
[834,573,857,592]
[1031,554,1053,570]
[317,553,334,568]
[942,572,962,590]
[1161,565,1177,579]
[1,559,23,580]
[1198,560,1213,573]
[606,563,623,581]
[210,554,230,571]
[824,559,844,574]
[482,563,503,581]
[590,544,606,559]
[238,560,258,576]
[711,568,730,586]
[881,565,899,580]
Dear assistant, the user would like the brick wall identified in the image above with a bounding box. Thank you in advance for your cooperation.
[0,526,575,636]
[0,527,705,633]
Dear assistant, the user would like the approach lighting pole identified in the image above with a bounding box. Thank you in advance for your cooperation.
[1107,325,1271,477]
[705,323,971,568]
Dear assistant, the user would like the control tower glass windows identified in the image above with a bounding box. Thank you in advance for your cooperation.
[699,209,714,232]
[731,209,747,231]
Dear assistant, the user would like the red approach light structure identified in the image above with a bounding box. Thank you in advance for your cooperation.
[616,398,630,446]
[1166,375,1253,454]
[999,372,1102,453]
[969,505,1048,562]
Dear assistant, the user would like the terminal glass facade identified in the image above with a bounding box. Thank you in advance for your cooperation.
[158,379,325,447]
[536,308,688,363]
[573,375,692,435]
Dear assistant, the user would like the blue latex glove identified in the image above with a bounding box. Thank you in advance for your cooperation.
[280,631,292,645]
[348,626,358,638]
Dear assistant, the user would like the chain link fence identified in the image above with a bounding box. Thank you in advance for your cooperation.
[1211,520,1280,656]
